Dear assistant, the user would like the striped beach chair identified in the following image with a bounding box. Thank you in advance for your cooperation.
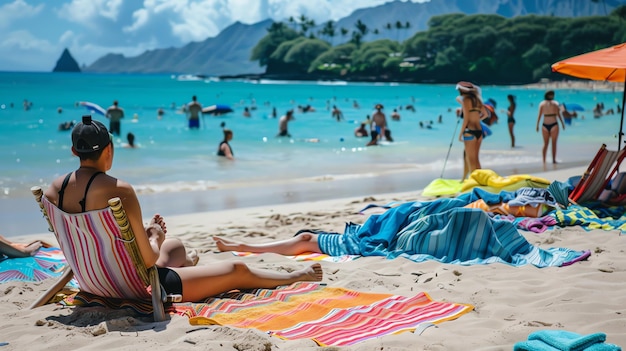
[29,186,170,322]
[569,144,626,204]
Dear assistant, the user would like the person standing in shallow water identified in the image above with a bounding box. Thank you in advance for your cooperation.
[186,95,202,129]
[536,90,565,164]
[507,94,517,148]
[456,81,484,175]
[106,100,124,136]
[277,110,294,137]
[217,122,234,160]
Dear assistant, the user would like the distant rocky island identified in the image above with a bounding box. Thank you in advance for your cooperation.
[53,48,81,73]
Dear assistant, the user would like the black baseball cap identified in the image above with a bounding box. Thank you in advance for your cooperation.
[71,115,111,153]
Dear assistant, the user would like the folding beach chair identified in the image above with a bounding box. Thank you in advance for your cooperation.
[569,144,626,204]
[29,186,175,322]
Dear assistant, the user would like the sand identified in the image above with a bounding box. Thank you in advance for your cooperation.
[1,166,625,350]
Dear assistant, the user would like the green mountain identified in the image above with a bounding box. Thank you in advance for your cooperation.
[85,0,625,76]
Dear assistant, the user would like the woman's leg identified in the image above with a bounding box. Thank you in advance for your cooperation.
[0,235,43,258]
[213,233,321,256]
[551,126,560,163]
[464,140,480,174]
[508,122,515,148]
[156,237,198,268]
[541,126,550,163]
[173,261,323,302]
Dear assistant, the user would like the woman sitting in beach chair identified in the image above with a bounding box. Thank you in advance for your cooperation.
[40,116,323,303]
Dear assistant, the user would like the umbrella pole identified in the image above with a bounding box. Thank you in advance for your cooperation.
[620,79,626,152]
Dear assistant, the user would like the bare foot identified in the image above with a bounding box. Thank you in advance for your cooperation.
[149,214,167,234]
[298,263,323,282]
[212,237,241,252]
[187,249,199,266]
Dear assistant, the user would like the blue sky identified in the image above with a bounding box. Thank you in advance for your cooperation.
[0,0,425,72]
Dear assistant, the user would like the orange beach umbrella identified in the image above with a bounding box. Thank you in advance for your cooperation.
[551,42,626,150]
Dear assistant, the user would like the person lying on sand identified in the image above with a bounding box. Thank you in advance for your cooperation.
[0,235,52,258]
[43,115,323,302]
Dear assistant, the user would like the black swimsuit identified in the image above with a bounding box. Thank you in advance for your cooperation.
[543,122,558,132]
[217,141,233,157]
[58,171,184,297]
[463,128,483,140]
[58,171,103,212]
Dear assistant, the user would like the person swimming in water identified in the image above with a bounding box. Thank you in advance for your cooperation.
[217,122,234,160]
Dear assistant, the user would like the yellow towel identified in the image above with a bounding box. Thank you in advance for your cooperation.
[461,169,550,193]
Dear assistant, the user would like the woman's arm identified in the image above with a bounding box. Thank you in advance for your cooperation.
[536,101,544,132]
[116,181,162,267]
[459,99,470,141]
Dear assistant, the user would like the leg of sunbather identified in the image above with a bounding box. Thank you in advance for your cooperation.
[147,215,199,267]
[0,235,45,258]
[213,232,322,256]
[156,237,199,267]
[173,261,323,302]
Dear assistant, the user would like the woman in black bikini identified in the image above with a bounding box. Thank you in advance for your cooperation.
[507,94,516,148]
[536,90,566,164]
[217,122,234,160]
[456,81,484,177]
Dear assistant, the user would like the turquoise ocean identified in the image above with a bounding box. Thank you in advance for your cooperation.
[0,72,622,236]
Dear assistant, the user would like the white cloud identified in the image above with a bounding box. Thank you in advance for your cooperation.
[123,8,149,32]
[58,0,123,25]
[0,30,55,52]
[59,30,76,44]
[226,0,264,23]
[0,0,44,28]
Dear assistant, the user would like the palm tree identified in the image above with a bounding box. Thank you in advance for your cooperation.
[321,20,337,45]
[395,20,403,41]
[267,22,287,34]
[355,19,369,36]
[288,16,296,31]
[340,27,349,42]
[298,14,311,36]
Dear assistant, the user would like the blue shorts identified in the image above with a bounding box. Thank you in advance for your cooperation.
[189,118,200,129]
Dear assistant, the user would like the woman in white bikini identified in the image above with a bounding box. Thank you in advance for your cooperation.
[536,90,566,164]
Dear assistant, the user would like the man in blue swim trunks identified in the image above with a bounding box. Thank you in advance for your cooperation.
[187,95,202,129]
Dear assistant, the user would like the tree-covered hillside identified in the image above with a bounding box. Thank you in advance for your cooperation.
[251,6,626,84]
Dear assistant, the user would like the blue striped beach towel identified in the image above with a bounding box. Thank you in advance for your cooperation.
[318,198,589,267]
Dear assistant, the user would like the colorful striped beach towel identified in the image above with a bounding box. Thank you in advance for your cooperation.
[551,203,626,231]
[174,282,474,346]
[0,247,66,283]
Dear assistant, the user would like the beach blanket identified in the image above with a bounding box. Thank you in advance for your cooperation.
[61,282,474,346]
[513,330,621,351]
[0,247,66,283]
[231,251,359,262]
[174,282,474,346]
[422,169,551,197]
[461,169,551,193]
[551,203,626,231]
[315,198,590,267]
